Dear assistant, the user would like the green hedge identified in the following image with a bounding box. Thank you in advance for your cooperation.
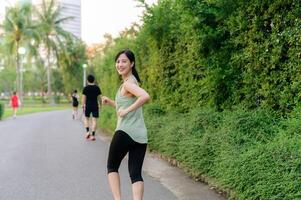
[93,0,301,113]
[133,0,301,112]
[144,105,301,199]
[0,102,4,120]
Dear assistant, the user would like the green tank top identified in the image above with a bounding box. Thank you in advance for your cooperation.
[115,76,148,144]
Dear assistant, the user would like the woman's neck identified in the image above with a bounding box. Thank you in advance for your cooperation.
[122,72,133,82]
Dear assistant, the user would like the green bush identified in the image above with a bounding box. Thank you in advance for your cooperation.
[0,102,4,120]
[99,106,117,133]
[144,106,301,199]
[223,135,301,200]
[144,103,166,116]
[54,95,60,104]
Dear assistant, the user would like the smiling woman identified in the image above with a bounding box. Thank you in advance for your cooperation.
[102,49,150,200]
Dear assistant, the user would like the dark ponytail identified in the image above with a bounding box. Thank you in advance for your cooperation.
[115,49,141,83]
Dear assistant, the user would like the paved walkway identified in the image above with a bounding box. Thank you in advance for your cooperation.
[0,110,226,200]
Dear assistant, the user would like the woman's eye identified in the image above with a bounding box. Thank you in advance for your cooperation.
[116,59,128,64]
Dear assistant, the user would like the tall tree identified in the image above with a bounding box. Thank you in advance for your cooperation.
[58,38,87,94]
[1,3,38,103]
[34,0,72,104]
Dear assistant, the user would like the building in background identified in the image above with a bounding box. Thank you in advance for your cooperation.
[58,0,81,39]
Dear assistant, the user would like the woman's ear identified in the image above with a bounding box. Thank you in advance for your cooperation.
[131,62,134,68]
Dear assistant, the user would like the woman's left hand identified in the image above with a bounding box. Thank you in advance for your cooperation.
[117,108,128,117]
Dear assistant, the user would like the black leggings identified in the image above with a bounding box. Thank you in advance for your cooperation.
[107,130,147,184]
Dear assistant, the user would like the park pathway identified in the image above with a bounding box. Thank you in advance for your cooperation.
[0,110,226,200]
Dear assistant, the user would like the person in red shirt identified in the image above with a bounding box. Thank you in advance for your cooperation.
[10,91,19,118]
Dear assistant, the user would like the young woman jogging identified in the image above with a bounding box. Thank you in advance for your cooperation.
[102,49,150,200]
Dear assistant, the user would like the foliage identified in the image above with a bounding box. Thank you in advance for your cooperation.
[34,0,73,103]
[145,105,301,199]
[34,0,73,49]
[1,3,36,55]
[1,2,39,97]
[23,58,47,94]
[0,67,16,92]
[0,102,4,120]
[99,106,116,133]
[0,0,75,99]
[223,0,301,112]
[131,0,301,112]
[58,38,87,94]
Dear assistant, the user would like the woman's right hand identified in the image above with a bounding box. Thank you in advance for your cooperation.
[102,96,110,105]
[101,96,116,108]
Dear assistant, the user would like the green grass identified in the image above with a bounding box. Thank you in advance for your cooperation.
[2,104,70,119]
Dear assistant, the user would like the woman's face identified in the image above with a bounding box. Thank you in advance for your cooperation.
[115,53,133,76]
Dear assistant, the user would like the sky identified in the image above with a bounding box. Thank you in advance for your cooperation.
[81,0,157,45]
[0,0,157,45]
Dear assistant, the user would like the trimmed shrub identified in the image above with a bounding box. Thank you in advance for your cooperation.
[144,106,301,199]
[99,106,117,134]
[0,102,4,120]
[222,135,301,200]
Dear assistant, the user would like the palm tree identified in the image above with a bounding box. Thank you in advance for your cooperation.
[34,0,72,104]
[1,3,39,104]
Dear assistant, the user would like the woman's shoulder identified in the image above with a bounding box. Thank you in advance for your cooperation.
[125,75,138,85]
[123,80,138,90]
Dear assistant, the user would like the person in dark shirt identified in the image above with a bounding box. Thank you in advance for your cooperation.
[71,90,79,119]
[82,74,102,141]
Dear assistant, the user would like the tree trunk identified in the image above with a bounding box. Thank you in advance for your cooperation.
[47,50,54,105]
[16,44,21,105]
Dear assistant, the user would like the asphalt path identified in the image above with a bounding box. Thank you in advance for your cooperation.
[0,110,226,200]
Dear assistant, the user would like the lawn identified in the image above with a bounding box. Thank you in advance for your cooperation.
[2,104,70,119]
